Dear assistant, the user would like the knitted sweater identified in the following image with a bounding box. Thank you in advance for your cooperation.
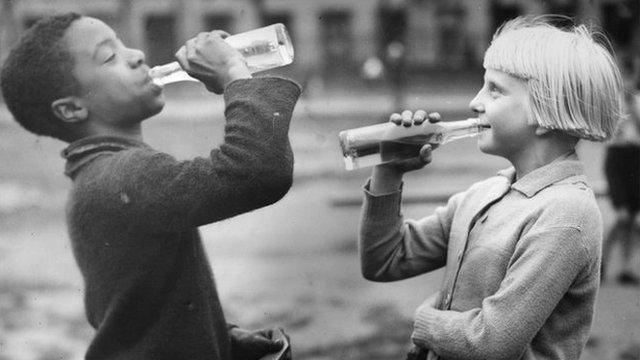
[61,77,300,360]
[360,154,601,360]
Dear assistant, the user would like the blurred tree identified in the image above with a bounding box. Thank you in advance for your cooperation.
[0,0,18,60]
[0,0,18,103]
[602,0,639,51]
[546,0,579,18]
[116,0,134,46]
[251,0,267,26]
[378,0,408,109]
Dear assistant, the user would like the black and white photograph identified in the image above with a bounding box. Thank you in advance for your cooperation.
[0,0,638,359]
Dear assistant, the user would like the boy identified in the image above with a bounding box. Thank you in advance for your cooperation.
[359,16,623,360]
[0,13,300,360]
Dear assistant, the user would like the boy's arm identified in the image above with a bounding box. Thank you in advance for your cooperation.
[410,225,592,360]
[118,77,300,230]
[359,181,463,281]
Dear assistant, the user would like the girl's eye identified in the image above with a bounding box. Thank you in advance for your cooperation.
[488,84,502,97]
[103,53,116,63]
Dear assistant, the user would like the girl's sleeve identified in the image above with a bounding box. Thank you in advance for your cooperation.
[359,181,464,281]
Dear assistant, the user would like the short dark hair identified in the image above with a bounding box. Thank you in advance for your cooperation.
[1,12,82,142]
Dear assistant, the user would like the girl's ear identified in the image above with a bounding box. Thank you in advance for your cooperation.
[51,97,88,123]
[535,126,551,136]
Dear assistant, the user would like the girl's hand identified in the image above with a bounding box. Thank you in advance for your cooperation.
[379,110,441,173]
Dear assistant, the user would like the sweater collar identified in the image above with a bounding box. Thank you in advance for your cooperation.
[497,152,586,198]
[61,135,148,177]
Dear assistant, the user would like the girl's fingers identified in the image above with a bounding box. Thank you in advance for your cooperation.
[428,112,442,123]
[413,109,427,125]
[401,110,413,127]
[389,113,402,125]
[419,144,432,164]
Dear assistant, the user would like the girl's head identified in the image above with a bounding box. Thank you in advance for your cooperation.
[482,16,624,141]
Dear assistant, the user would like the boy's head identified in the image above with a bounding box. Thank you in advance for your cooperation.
[481,16,623,142]
[1,13,164,143]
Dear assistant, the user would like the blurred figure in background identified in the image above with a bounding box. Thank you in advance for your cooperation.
[601,53,640,286]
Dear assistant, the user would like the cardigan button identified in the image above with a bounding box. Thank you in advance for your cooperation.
[444,293,451,305]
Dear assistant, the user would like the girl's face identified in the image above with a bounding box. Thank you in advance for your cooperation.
[469,69,537,161]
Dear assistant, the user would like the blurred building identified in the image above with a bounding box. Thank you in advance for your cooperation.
[0,0,638,80]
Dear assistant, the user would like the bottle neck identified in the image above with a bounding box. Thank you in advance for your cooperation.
[440,118,479,144]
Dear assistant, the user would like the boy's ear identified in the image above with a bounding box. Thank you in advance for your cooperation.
[51,97,88,123]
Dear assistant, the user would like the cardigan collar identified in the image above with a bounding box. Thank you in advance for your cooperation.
[497,152,586,198]
[61,135,149,178]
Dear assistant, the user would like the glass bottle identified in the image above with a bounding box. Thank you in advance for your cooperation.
[149,23,294,86]
[339,118,481,170]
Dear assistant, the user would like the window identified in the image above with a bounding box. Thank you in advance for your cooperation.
[319,9,353,76]
[144,14,177,66]
[204,13,234,33]
[263,12,292,39]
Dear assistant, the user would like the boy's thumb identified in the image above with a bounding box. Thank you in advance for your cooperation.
[268,339,284,352]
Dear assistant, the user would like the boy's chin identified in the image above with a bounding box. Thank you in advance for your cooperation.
[143,98,166,119]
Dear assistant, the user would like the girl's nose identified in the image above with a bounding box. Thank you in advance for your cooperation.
[469,93,485,114]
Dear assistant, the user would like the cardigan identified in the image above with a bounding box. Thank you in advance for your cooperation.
[62,77,300,360]
[359,154,601,360]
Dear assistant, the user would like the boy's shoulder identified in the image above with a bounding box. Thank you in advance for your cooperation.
[63,136,163,180]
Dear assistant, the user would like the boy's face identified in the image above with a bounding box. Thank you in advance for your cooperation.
[469,69,536,160]
[64,17,164,126]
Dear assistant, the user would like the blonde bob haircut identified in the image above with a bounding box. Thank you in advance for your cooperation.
[483,16,624,141]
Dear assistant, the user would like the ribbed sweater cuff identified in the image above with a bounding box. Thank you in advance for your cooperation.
[362,179,403,222]
[411,307,439,349]
[225,77,301,102]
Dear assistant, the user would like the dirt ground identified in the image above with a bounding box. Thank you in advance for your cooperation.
[0,91,639,360]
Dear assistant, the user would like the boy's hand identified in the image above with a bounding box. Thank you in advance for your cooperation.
[175,30,252,94]
[379,110,441,173]
[229,327,291,360]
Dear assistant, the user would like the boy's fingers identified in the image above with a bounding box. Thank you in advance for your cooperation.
[401,110,413,127]
[211,30,231,39]
[428,112,442,123]
[196,31,211,42]
[174,46,188,67]
[184,38,196,59]
[413,109,427,125]
[389,113,402,125]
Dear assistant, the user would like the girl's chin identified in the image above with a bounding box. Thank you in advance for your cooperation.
[477,136,496,155]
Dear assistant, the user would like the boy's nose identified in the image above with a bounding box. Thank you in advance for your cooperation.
[127,48,146,68]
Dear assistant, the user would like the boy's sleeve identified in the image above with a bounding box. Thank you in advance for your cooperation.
[410,225,591,360]
[117,77,301,230]
[359,180,463,281]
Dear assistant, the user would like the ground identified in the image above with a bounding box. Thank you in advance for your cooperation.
[0,83,638,360]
